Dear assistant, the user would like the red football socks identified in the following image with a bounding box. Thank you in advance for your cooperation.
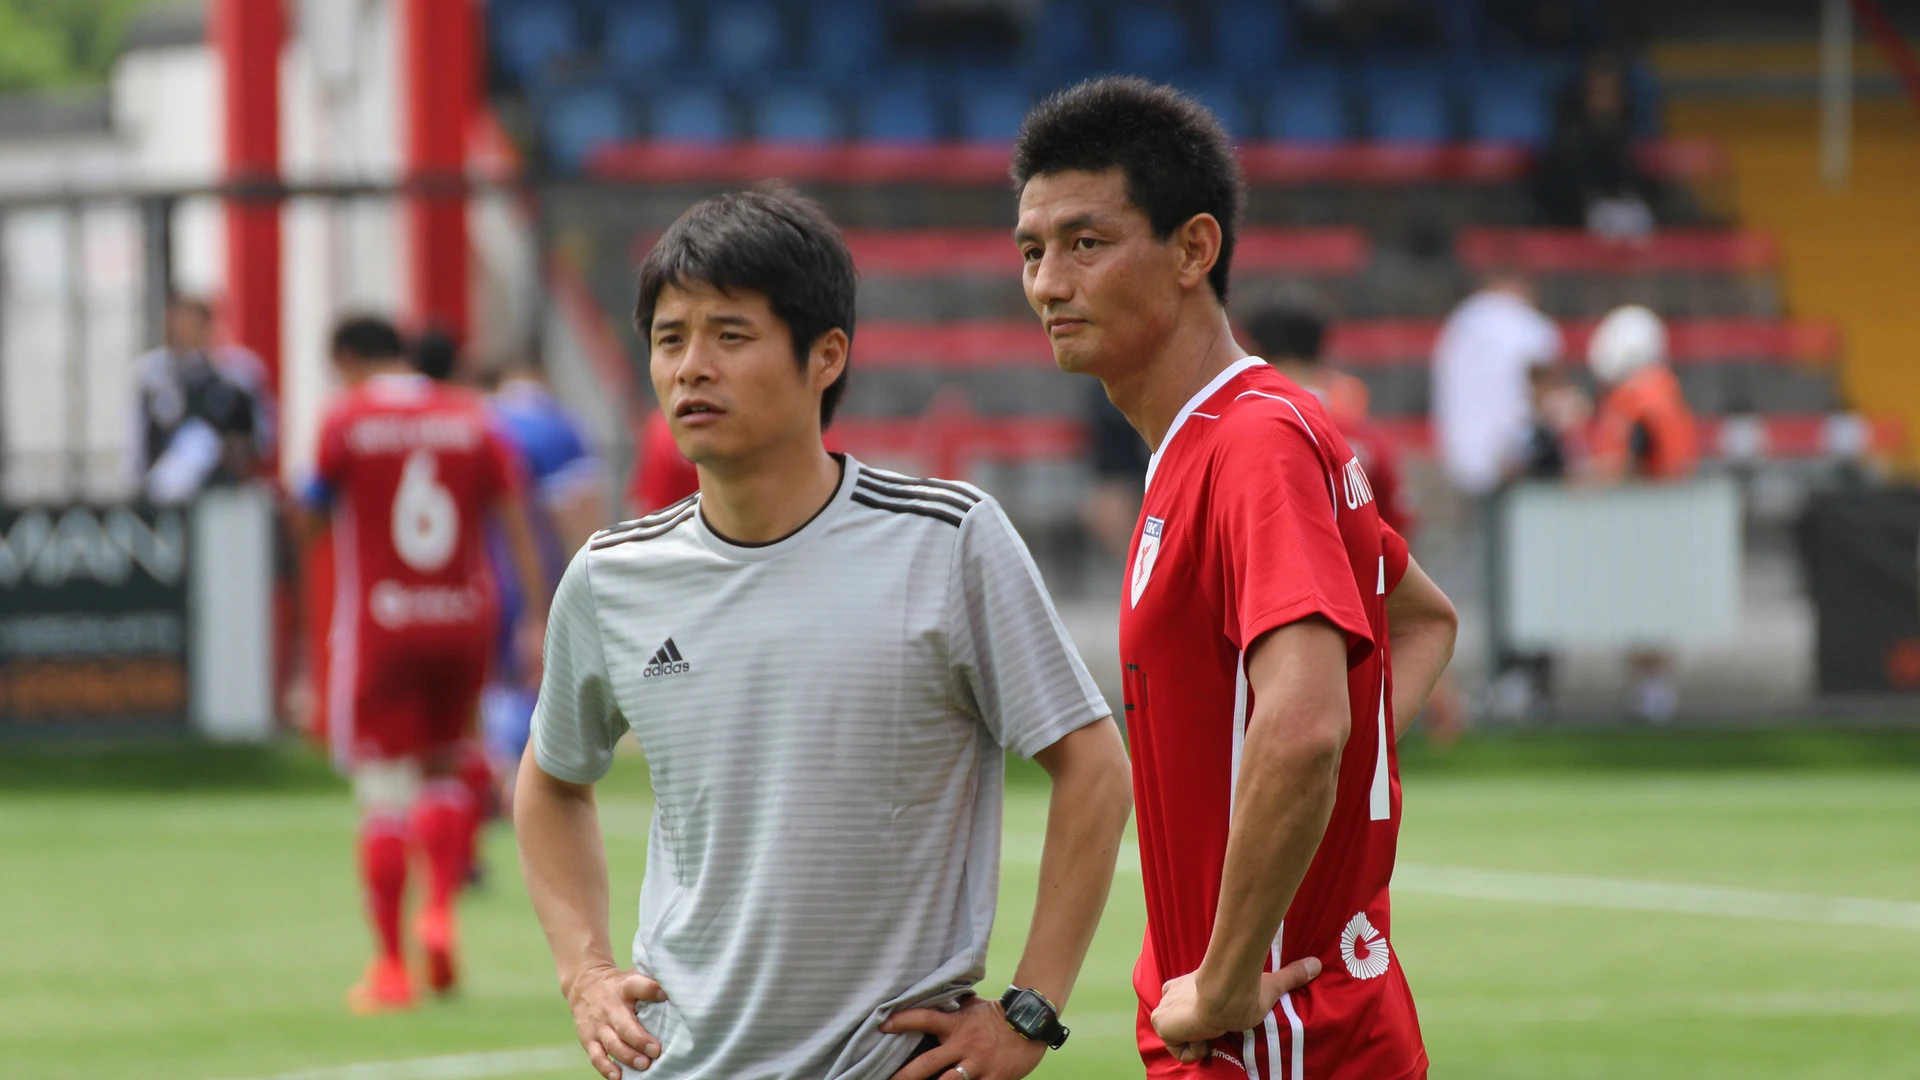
[411,780,475,911]
[357,813,409,964]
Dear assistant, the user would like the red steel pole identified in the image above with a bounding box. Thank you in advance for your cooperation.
[403,0,475,343]
[217,0,283,395]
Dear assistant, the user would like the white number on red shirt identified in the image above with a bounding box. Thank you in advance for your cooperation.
[392,449,458,572]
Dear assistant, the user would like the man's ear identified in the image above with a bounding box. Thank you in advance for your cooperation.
[809,327,850,390]
[1173,213,1223,292]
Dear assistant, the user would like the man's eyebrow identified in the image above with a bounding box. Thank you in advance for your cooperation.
[650,317,687,335]
[705,313,753,327]
[1014,213,1104,244]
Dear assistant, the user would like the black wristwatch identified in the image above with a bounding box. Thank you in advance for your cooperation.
[1000,986,1070,1049]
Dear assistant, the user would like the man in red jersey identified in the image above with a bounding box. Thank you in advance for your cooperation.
[1012,78,1460,1080]
[300,316,548,1013]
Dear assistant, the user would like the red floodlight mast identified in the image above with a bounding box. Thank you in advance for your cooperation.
[216,0,283,396]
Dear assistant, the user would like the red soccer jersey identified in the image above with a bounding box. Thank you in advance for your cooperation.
[315,374,520,656]
[1122,359,1423,1080]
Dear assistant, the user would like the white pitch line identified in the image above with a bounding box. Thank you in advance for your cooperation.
[221,1046,577,1080]
[1391,863,1920,931]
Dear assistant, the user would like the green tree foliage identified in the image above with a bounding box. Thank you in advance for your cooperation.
[0,0,155,94]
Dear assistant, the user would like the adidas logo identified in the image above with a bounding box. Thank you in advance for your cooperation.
[642,637,691,679]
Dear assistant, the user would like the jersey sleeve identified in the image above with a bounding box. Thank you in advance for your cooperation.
[529,546,626,784]
[947,498,1111,759]
[1216,413,1375,657]
[1381,521,1411,596]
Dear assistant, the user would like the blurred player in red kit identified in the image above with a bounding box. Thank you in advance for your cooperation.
[1013,79,1460,1079]
[298,316,548,1012]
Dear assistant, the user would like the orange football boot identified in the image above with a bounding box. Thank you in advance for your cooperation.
[414,904,460,995]
[346,955,415,1014]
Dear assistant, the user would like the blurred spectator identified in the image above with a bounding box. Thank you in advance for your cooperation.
[1432,269,1563,497]
[1247,303,1415,535]
[1586,304,1698,723]
[1533,51,1654,237]
[1433,271,1562,721]
[132,296,272,505]
[1080,383,1149,564]
[1586,304,1698,482]
[1518,361,1591,479]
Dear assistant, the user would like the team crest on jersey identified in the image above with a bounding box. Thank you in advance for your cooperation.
[1131,517,1165,609]
[1339,911,1391,980]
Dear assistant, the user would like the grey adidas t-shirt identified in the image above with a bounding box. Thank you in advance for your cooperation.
[531,456,1110,1080]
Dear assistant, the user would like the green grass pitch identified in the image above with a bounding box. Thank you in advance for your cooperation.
[3,729,1919,1079]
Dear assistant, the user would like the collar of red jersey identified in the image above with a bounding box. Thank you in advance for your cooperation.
[1144,356,1269,492]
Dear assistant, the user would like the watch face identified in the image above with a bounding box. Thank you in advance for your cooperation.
[1007,994,1047,1032]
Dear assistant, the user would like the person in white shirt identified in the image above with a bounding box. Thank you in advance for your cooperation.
[1430,271,1564,719]
[1430,271,1563,498]
[515,186,1133,1080]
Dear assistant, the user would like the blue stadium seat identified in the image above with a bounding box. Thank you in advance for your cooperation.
[808,0,886,81]
[543,82,630,172]
[1264,67,1349,143]
[750,86,841,142]
[1467,67,1550,145]
[953,74,1032,141]
[1363,64,1453,144]
[603,1,686,75]
[854,80,943,141]
[1112,5,1189,77]
[707,1,783,76]
[649,86,733,142]
[1212,1,1291,75]
[1176,78,1249,139]
[490,0,579,84]
[1026,0,1097,77]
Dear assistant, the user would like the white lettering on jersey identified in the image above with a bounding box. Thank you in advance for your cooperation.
[346,414,482,456]
[368,579,483,629]
[1342,456,1376,512]
[1131,516,1164,609]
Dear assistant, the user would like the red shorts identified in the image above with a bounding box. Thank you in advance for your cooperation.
[330,625,490,765]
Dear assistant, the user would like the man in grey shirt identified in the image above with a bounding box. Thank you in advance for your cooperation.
[516,187,1134,1080]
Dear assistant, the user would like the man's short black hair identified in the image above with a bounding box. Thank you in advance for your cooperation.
[635,185,857,428]
[331,315,405,363]
[1246,305,1328,364]
[412,327,460,382]
[1011,76,1245,303]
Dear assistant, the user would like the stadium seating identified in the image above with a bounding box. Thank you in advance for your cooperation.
[1111,4,1190,78]
[495,0,1899,480]
[604,1,686,75]
[647,85,730,142]
[1263,66,1351,144]
[491,0,580,84]
[705,0,783,77]
[1210,0,1292,76]
[542,80,630,170]
[750,85,842,143]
